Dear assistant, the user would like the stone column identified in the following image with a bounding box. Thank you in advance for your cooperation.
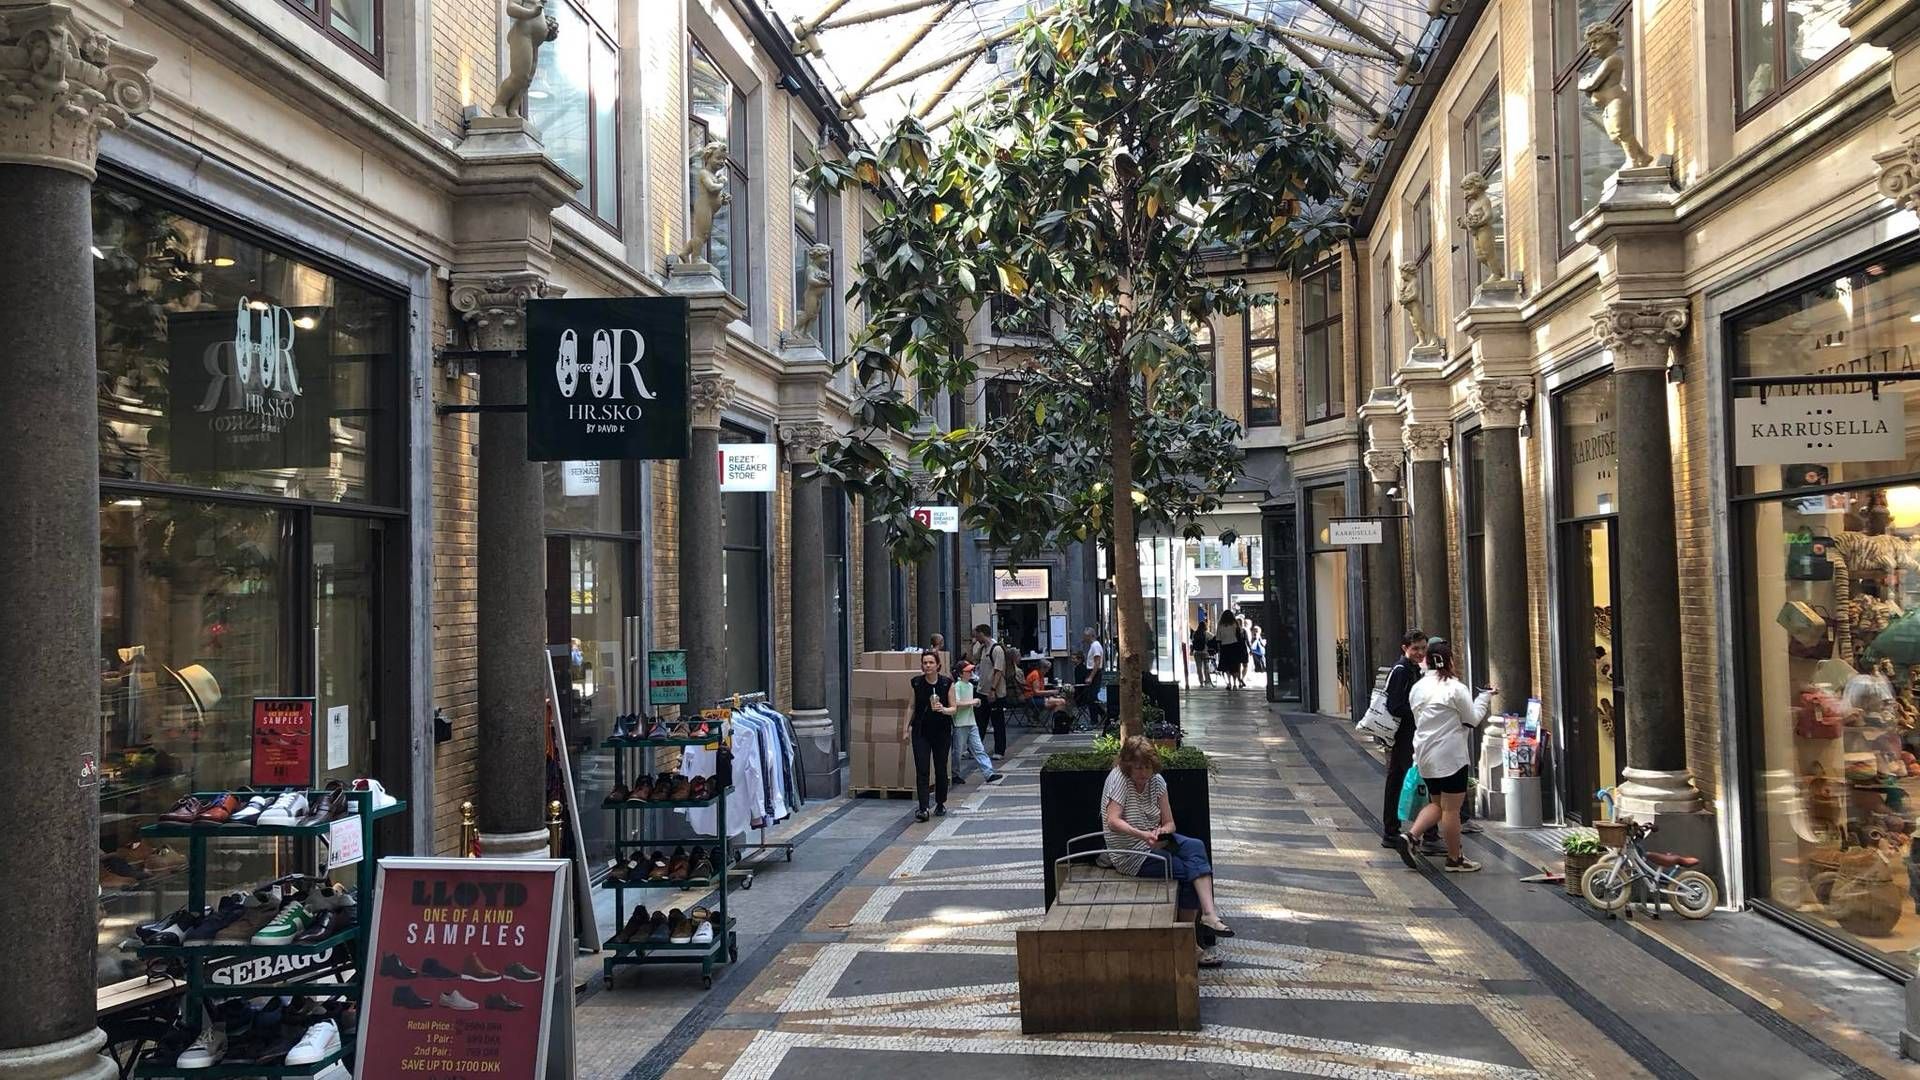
[682,371,736,710]
[453,274,553,858]
[1402,422,1453,641]
[0,10,151,1078]
[862,510,892,650]
[916,548,941,649]
[781,420,841,796]
[1594,300,1701,818]
[1472,377,1534,716]
[1363,448,1407,668]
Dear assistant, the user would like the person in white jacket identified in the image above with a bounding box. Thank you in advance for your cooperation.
[1392,643,1493,873]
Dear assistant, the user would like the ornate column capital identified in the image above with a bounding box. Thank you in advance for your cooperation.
[689,371,737,430]
[1364,448,1403,486]
[1472,376,1533,430]
[1402,421,1451,464]
[1593,299,1688,373]
[450,271,548,352]
[779,419,835,466]
[1876,134,1920,214]
[0,3,154,179]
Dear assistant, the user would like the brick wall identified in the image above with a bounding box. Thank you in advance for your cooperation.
[1639,0,1697,177]
[428,0,495,139]
[431,292,479,855]
[1674,295,1719,801]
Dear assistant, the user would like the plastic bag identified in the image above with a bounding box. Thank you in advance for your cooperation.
[1397,765,1427,822]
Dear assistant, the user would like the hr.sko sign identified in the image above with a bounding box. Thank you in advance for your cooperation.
[167,300,331,472]
[1732,391,1905,467]
[526,297,690,462]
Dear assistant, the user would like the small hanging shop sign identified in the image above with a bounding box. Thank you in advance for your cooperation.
[526,297,690,462]
[1733,391,1904,466]
[1327,519,1385,545]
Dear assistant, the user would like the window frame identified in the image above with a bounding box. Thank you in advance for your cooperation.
[1244,289,1282,427]
[533,0,621,229]
[688,38,753,312]
[1300,264,1344,423]
[277,0,383,71]
[1733,0,1852,123]
[1408,185,1436,349]
[1461,81,1505,292]
[792,128,836,358]
[1189,316,1216,409]
[1551,0,1631,252]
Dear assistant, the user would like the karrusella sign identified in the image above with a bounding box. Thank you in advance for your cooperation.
[526,297,690,462]
[1732,391,1906,467]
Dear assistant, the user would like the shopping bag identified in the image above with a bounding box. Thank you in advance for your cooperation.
[1397,766,1427,822]
[1356,688,1397,741]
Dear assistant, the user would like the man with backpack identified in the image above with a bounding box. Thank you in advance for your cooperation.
[1382,629,1434,850]
[972,624,1013,759]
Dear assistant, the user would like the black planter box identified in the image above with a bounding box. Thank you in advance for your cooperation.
[1039,764,1211,908]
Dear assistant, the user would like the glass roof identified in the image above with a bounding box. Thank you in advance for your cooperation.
[771,0,1445,209]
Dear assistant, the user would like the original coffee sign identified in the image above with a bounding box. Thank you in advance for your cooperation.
[526,297,690,462]
[1732,391,1906,467]
[167,301,332,473]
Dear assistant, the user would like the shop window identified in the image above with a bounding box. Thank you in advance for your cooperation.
[92,186,403,507]
[1553,0,1630,245]
[1737,0,1850,117]
[689,41,752,308]
[1376,256,1396,374]
[530,0,619,226]
[1264,509,1303,701]
[1307,485,1352,714]
[984,376,1021,422]
[990,292,1049,338]
[1187,316,1216,408]
[1246,290,1281,426]
[1407,186,1437,347]
[1302,265,1343,422]
[1730,250,1920,975]
[1462,83,1506,290]
[793,130,837,357]
[720,426,771,695]
[1555,374,1620,822]
[280,0,379,67]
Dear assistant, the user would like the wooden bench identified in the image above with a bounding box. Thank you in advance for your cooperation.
[1014,838,1199,1034]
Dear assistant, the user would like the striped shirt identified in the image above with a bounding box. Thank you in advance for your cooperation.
[1100,768,1165,875]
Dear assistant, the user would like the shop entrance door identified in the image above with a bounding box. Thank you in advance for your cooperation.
[997,602,1043,658]
[1562,517,1623,822]
[1263,508,1303,702]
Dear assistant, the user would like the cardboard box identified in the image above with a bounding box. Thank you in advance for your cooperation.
[851,668,920,709]
[858,650,921,671]
[865,740,913,790]
[851,706,910,744]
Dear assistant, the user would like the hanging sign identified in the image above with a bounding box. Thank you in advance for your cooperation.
[167,302,333,472]
[1327,519,1385,545]
[648,649,688,705]
[250,696,317,789]
[993,567,1051,601]
[718,443,778,491]
[1732,392,1905,466]
[526,297,690,462]
[356,858,568,1078]
[912,506,960,532]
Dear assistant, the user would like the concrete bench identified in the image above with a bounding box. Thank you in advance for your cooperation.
[1014,836,1199,1034]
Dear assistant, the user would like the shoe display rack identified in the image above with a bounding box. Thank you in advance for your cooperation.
[599,724,738,988]
[132,790,406,1077]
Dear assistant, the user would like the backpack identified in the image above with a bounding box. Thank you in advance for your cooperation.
[988,642,1012,699]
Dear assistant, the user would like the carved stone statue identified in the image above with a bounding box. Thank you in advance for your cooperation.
[1397,264,1434,349]
[1457,173,1508,285]
[1578,23,1651,170]
[493,0,559,118]
[676,139,732,264]
[795,243,833,340]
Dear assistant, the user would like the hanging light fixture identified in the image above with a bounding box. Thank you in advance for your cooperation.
[1885,486,1920,529]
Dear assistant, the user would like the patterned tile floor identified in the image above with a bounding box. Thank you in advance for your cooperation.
[578,696,1913,1079]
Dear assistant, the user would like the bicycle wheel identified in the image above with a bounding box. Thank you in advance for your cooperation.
[1582,855,1632,912]
[1666,869,1718,919]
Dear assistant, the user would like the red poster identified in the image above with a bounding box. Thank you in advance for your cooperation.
[250,696,316,789]
[356,858,566,1077]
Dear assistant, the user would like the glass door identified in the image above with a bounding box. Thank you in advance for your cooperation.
[1562,518,1622,822]
[1264,508,1302,702]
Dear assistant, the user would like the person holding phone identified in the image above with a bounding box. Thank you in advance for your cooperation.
[1101,736,1233,964]
[1392,643,1493,873]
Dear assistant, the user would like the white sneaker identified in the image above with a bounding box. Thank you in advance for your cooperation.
[284,1019,341,1065]
[256,792,309,826]
[691,918,714,946]
[350,778,398,810]
[175,1007,227,1068]
[229,794,274,825]
[439,990,480,1011]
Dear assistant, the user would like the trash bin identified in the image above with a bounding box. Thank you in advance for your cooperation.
[1504,774,1542,828]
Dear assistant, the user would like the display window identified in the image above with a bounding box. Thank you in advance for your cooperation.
[1731,248,1920,975]
[1307,484,1352,715]
[91,183,408,996]
[720,424,771,695]
[1555,373,1621,823]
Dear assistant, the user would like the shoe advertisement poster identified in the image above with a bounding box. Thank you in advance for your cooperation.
[356,857,568,1077]
[250,697,317,789]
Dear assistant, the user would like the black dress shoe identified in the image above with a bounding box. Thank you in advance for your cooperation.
[378,953,417,979]
[391,986,433,1010]
[420,956,459,979]
[484,993,525,1012]
[294,906,356,944]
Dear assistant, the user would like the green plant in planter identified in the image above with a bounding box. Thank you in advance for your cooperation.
[1141,701,1166,729]
[1043,734,1209,774]
[1562,831,1604,857]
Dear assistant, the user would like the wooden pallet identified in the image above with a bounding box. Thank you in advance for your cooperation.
[849,787,915,799]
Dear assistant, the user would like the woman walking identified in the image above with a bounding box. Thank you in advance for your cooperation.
[1101,736,1233,964]
[1392,643,1492,873]
[1216,610,1245,689]
[908,653,953,823]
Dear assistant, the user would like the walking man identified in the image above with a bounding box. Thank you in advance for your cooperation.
[1079,626,1108,730]
[1381,629,1432,849]
[972,623,1013,759]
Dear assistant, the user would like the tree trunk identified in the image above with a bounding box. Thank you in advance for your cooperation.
[1110,391,1146,738]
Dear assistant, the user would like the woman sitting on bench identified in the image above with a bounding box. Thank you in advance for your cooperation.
[1101,735,1233,961]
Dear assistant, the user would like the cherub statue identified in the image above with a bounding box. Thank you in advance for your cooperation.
[1397,263,1434,348]
[493,0,559,119]
[1458,173,1508,285]
[1578,23,1651,169]
[676,139,732,264]
[795,243,832,340]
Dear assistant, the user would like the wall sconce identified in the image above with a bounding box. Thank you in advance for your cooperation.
[1666,361,1685,385]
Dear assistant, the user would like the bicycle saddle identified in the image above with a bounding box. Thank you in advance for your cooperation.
[1645,851,1699,868]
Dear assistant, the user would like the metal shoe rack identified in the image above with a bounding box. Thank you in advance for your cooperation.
[132,790,406,1078]
[600,729,738,987]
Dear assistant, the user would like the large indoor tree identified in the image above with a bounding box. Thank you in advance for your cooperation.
[812,0,1348,735]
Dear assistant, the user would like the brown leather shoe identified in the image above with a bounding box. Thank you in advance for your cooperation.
[688,776,710,801]
[605,784,630,806]
[646,852,670,881]
[195,794,243,824]
[690,849,715,881]
[666,846,690,881]
[614,906,649,944]
[667,909,693,944]
[668,776,692,801]
[297,781,349,827]
[628,777,652,802]
[461,953,502,982]
[159,796,205,824]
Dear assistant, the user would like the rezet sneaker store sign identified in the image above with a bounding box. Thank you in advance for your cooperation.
[526,297,690,462]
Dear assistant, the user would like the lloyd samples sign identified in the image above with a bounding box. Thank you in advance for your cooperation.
[356,858,568,1078]
[251,696,317,789]
[912,506,961,532]
[526,297,690,462]
[719,443,778,491]
[1733,392,1905,466]
[1327,519,1385,545]
[167,301,332,472]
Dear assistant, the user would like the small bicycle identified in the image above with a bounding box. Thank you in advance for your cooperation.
[1581,820,1718,919]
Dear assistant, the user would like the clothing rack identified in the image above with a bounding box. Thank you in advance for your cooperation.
[713,692,796,887]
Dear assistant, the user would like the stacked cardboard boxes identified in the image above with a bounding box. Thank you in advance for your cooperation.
[850,652,922,791]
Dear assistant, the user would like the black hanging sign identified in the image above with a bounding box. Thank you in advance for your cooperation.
[166,301,333,473]
[526,297,690,462]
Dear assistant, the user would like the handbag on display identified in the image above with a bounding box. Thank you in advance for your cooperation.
[1776,601,1829,648]
[1356,688,1397,742]
[1794,686,1846,740]
[1787,528,1836,581]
